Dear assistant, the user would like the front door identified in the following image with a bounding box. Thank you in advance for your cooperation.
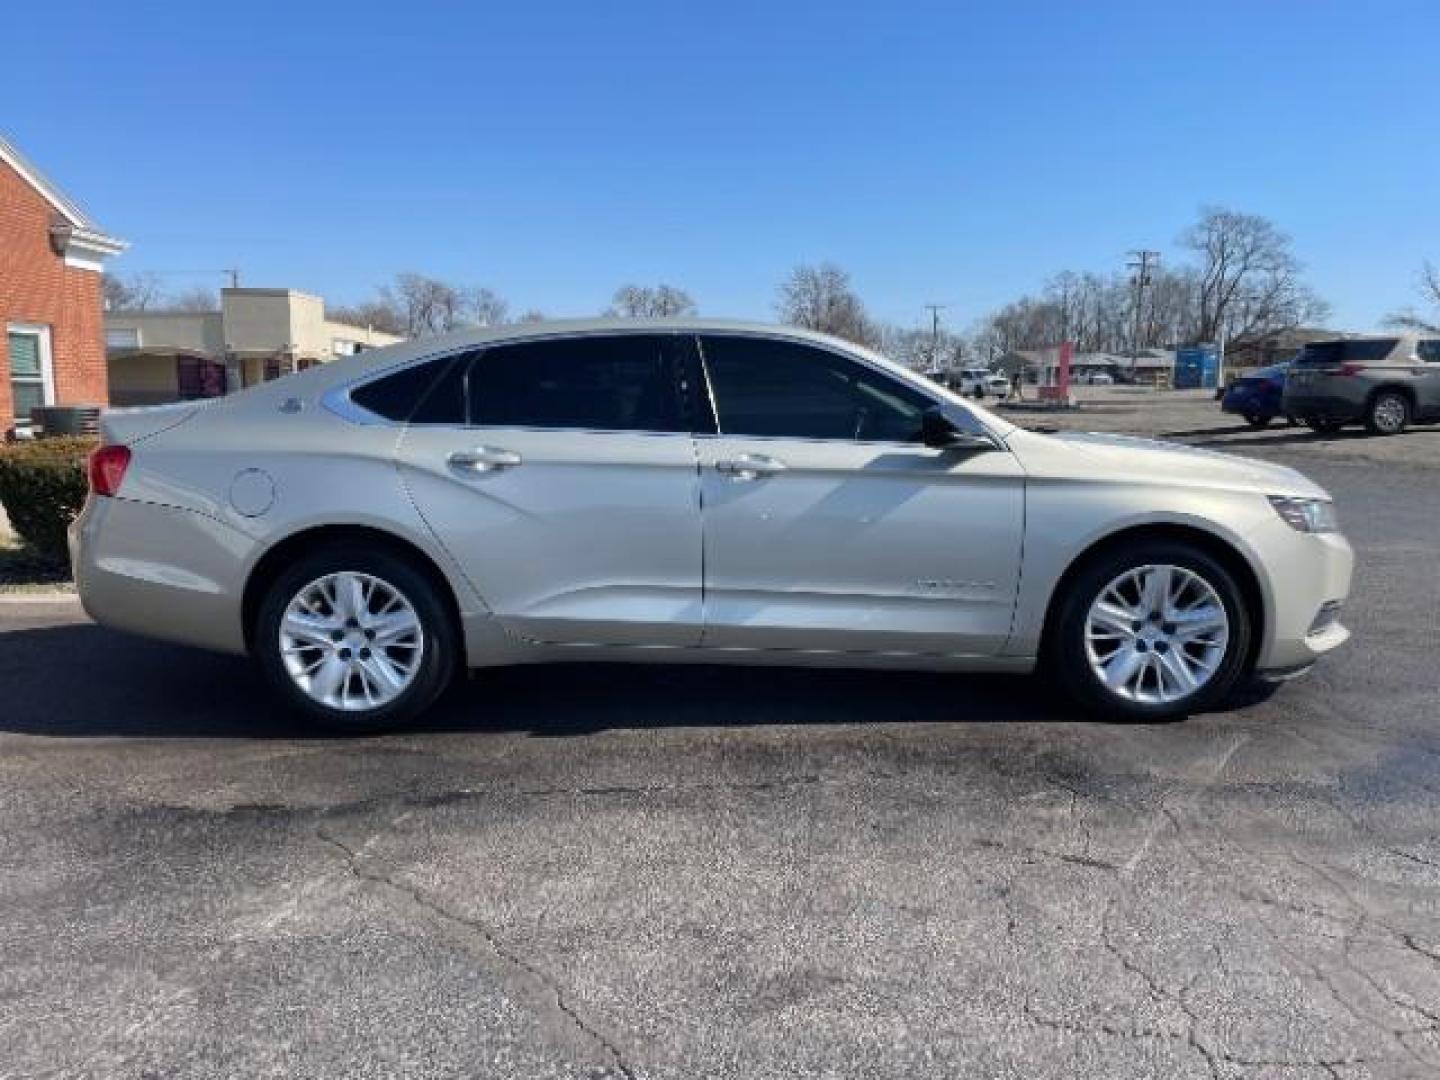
[695,334,1025,655]
[396,332,704,647]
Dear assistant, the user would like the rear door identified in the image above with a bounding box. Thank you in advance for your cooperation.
[694,334,1026,655]
[394,332,704,647]
[1418,339,1440,419]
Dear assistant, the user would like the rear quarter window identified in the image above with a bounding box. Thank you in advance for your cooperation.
[350,354,468,424]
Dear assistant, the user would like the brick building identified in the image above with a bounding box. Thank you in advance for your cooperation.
[1,134,126,437]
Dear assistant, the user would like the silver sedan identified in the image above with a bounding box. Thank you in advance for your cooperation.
[70,320,1353,730]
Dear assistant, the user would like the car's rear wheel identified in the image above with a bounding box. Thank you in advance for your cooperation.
[255,544,457,731]
[1049,542,1252,721]
[1243,413,1271,429]
[1365,390,1410,436]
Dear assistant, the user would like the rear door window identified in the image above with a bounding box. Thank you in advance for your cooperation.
[466,334,687,432]
[1418,340,1440,363]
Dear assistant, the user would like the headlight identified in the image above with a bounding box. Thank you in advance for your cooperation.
[1268,495,1338,533]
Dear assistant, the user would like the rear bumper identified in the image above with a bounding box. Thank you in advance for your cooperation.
[69,496,251,655]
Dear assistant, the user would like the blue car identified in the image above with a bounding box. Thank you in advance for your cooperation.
[1221,362,1293,428]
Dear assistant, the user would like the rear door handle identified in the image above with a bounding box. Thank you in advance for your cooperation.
[448,446,522,472]
[715,453,787,480]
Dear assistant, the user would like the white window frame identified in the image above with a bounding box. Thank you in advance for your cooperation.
[7,323,56,430]
[106,326,141,350]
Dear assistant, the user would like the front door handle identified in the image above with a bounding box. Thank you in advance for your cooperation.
[715,453,787,481]
[448,446,522,472]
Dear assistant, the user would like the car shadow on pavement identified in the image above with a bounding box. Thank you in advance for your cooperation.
[0,624,1121,738]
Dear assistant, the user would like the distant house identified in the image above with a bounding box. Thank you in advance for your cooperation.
[105,288,403,406]
[0,134,127,436]
[1225,327,1342,371]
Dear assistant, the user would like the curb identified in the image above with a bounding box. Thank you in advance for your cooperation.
[0,591,81,604]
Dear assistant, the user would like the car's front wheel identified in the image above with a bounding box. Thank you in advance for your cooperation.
[1049,542,1252,721]
[255,544,458,731]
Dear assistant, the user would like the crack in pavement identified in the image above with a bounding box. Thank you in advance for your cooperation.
[314,825,636,1079]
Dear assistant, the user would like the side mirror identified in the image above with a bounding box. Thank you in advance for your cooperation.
[921,408,994,451]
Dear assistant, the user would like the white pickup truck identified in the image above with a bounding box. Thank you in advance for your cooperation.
[956,368,1012,400]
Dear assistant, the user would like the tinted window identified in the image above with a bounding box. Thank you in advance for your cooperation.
[351,355,467,424]
[1418,340,1440,363]
[1297,339,1399,366]
[701,336,933,442]
[468,335,684,432]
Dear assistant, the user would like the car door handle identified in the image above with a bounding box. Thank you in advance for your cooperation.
[448,447,522,472]
[715,454,787,480]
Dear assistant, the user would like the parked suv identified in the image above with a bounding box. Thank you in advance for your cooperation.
[1284,335,1440,435]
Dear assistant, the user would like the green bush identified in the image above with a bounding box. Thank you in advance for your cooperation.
[0,436,98,566]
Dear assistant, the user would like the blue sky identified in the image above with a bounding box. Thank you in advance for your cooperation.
[7,0,1438,332]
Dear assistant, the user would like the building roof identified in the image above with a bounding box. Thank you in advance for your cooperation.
[0,132,127,261]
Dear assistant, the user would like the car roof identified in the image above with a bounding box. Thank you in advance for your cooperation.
[344,318,869,367]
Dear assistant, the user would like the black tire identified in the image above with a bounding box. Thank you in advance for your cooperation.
[1046,541,1253,722]
[1304,417,1344,434]
[1365,390,1410,436]
[1243,413,1271,429]
[254,542,458,732]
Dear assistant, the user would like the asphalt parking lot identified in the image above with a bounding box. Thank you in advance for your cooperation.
[2,391,1438,1079]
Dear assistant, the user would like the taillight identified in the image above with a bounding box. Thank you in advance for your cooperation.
[88,444,131,497]
[1335,363,1367,377]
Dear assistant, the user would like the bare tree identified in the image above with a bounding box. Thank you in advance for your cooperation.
[514,309,547,324]
[775,263,877,346]
[971,207,1330,356]
[1386,262,1440,334]
[162,287,219,313]
[102,272,163,312]
[376,273,470,337]
[468,287,510,327]
[607,284,696,318]
[329,299,407,335]
[1183,207,1329,343]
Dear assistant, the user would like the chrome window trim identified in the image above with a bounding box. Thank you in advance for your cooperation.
[322,325,1005,446]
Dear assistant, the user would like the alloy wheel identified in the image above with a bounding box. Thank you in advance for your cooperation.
[1083,564,1230,706]
[1371,394,1407,435]
[278,571,425,712]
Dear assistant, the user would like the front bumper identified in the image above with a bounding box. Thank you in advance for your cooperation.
[69,496,252,655]
[1247,516,1354,672]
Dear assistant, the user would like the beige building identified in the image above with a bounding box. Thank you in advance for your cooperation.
[106,287,402,406]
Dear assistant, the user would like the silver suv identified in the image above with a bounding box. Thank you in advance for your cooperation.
[1284,335,1440,435]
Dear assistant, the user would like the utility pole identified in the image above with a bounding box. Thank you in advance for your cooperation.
[923,303,946,370]
[225,267,241,289]
[1127,250,1159,384]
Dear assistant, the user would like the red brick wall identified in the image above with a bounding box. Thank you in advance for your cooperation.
[0,157,109,436]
